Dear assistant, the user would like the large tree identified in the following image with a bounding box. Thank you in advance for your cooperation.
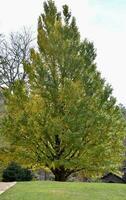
[1,0,126,181]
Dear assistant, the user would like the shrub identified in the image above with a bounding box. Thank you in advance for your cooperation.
[2,162,32,182]
[21,168,33,181]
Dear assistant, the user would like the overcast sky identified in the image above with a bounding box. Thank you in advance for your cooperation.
[0,0,126,105]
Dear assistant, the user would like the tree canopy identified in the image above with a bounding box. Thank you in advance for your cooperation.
[1,0,126,181]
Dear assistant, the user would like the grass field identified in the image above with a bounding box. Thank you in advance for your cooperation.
[1,181,126,200]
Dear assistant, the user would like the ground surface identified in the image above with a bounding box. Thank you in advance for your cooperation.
[1,181,126,200]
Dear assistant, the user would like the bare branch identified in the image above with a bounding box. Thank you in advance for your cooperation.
[0,28,34,89]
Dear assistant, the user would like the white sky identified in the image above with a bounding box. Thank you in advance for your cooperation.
[0,0,126,105]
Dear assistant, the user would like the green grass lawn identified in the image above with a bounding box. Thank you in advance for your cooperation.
[1,181,126,200]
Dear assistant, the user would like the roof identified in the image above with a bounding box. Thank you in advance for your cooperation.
[101,172,125,183]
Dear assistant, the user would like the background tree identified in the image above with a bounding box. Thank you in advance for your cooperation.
[1,0,126,181]
[119,104,126,181]
[0,28,33,89]
[119,104,126,120]
[0,28,34,179]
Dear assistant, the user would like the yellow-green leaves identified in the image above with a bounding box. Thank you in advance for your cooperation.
[1,0,126,181]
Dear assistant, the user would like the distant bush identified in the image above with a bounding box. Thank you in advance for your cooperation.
[2,162,33,182]
[21,168,33,181]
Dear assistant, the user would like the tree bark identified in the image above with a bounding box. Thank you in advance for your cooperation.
[54,172,67,181]
[51,167,70,182]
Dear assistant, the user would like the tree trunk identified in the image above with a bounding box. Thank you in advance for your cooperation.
[51,167,70,182]
[54,171,67,181]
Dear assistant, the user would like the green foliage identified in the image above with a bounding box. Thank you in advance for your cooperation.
[119,104,126,120]
[1,0,126,181]
[2,162,32,182]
